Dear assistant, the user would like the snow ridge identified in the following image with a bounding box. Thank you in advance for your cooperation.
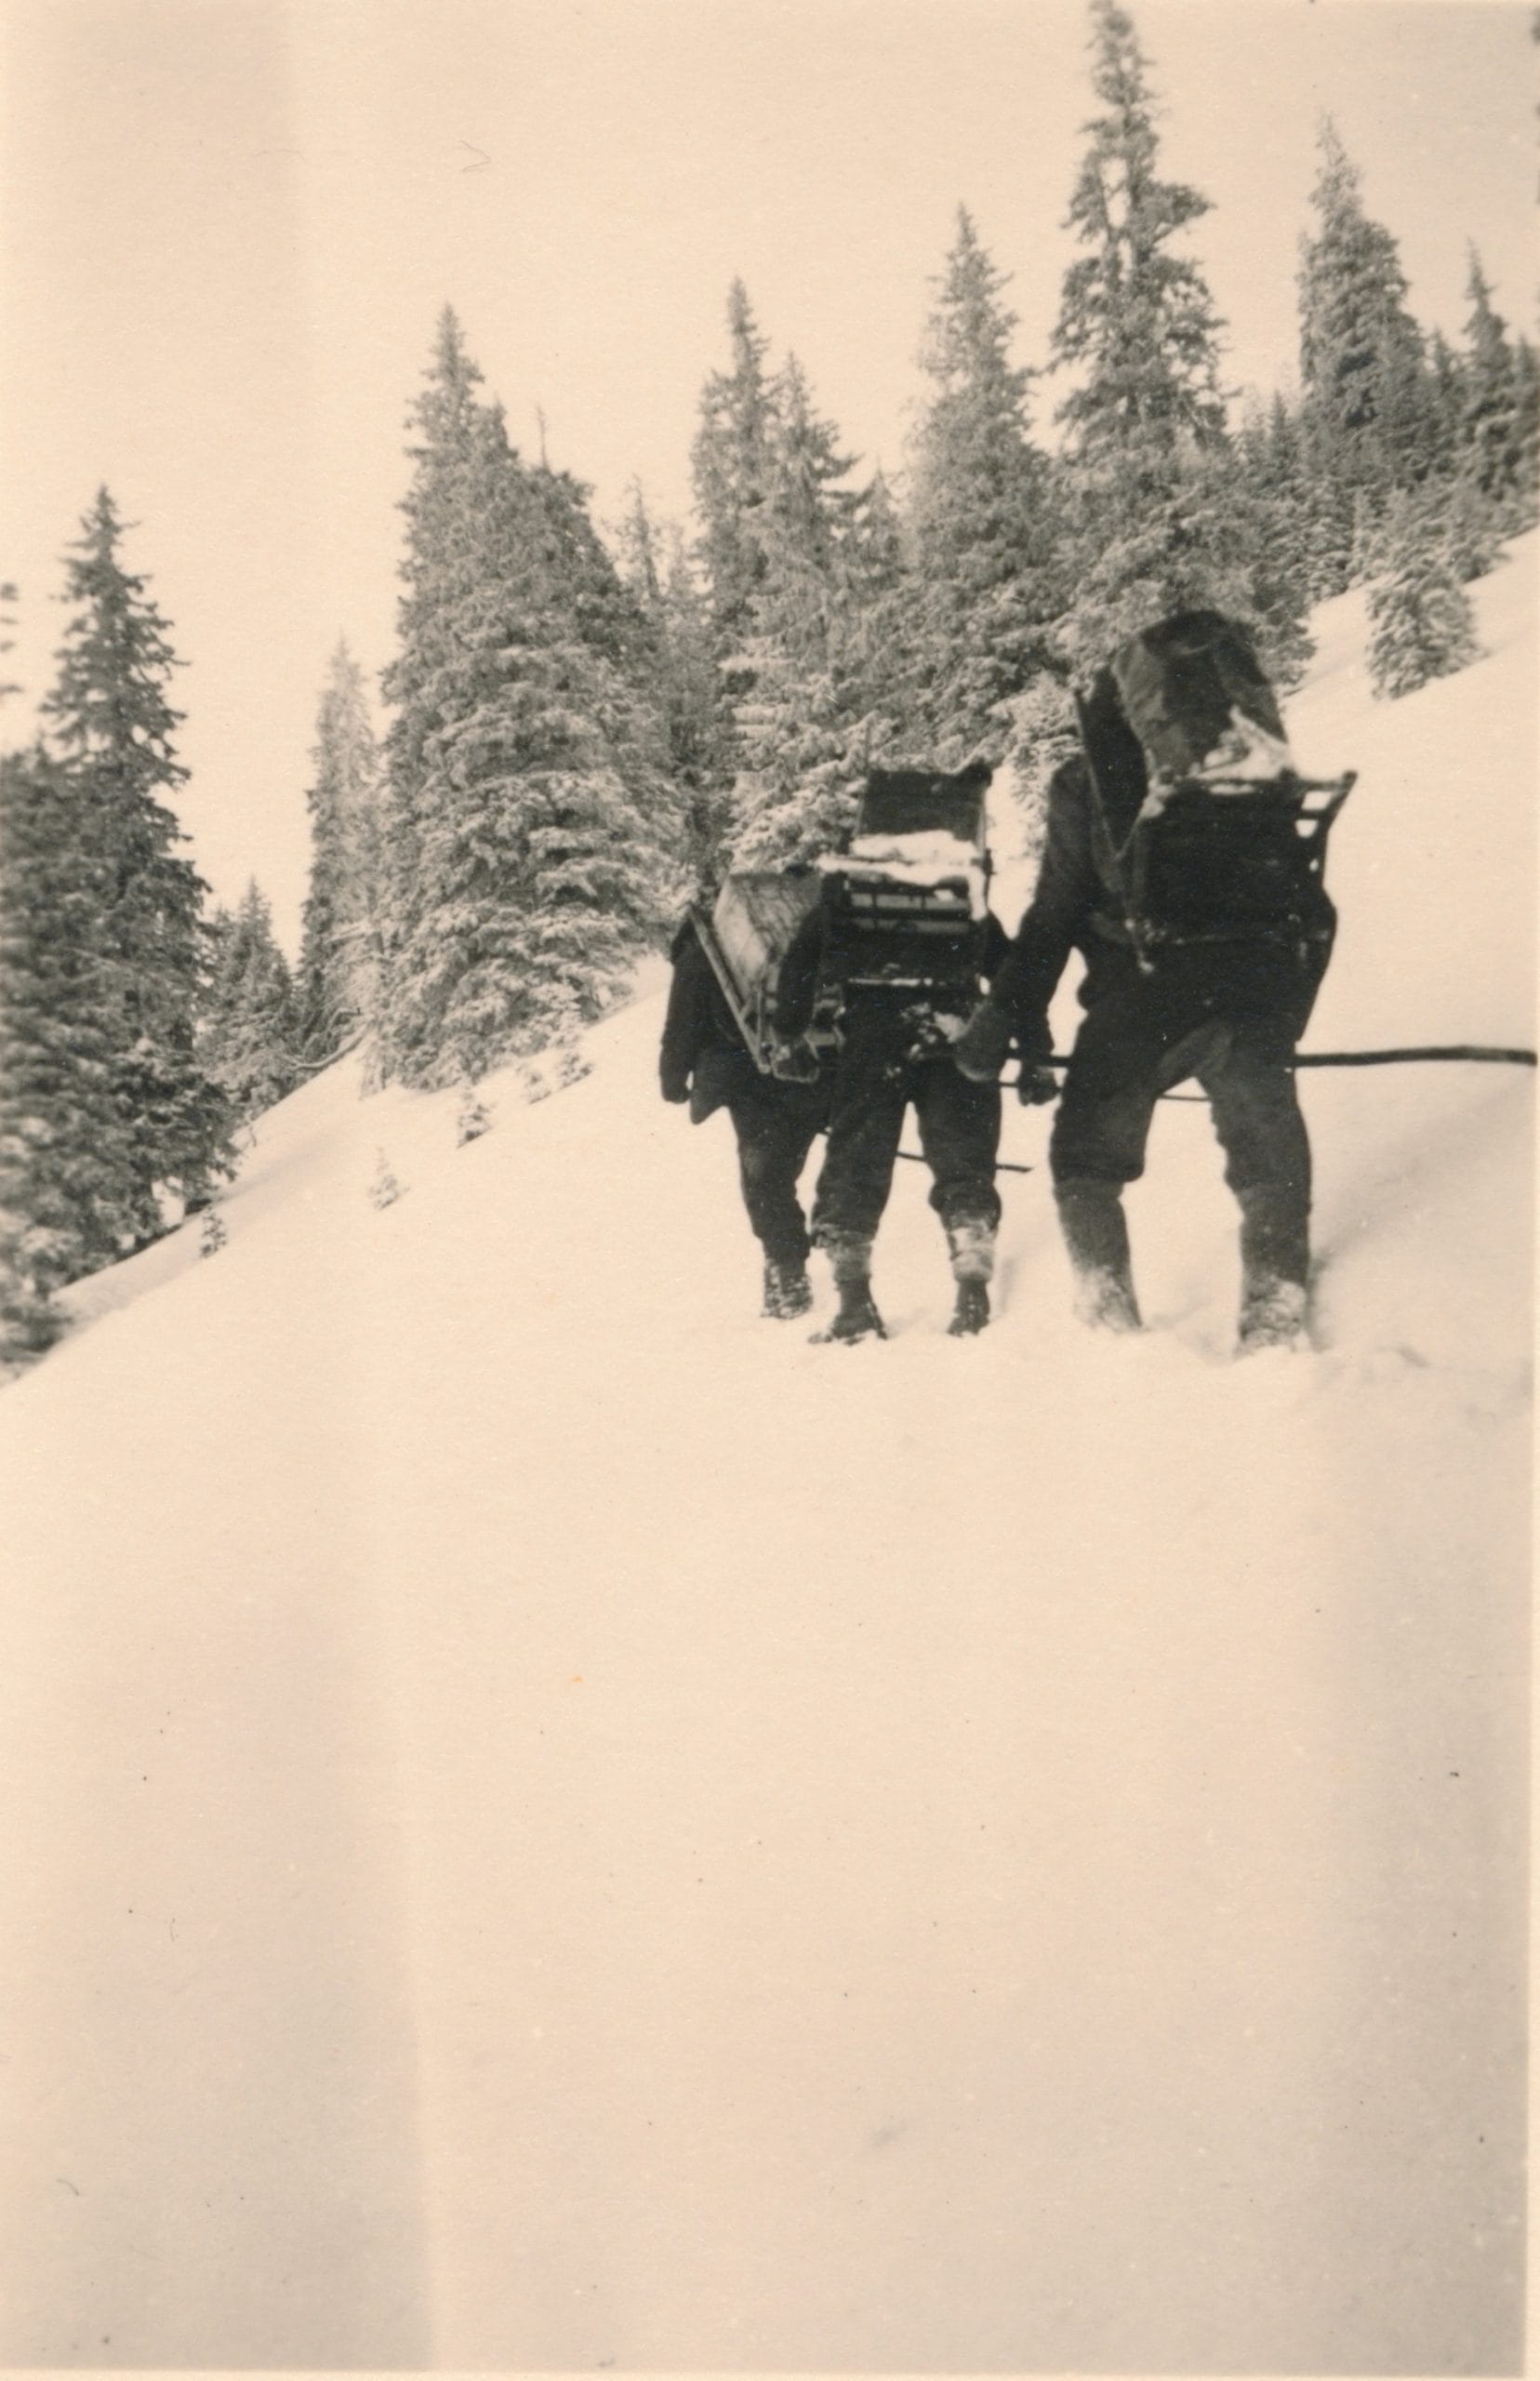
[0,540,1532,2374]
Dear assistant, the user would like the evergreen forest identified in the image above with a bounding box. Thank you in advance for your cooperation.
[3,0,1535,1358]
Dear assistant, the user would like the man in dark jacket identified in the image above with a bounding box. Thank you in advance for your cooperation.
[659,918,829,1318]
[954,751,1333,1350]
[776,879,1010,1343]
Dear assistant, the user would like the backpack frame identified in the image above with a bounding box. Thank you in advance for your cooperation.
[688,870,829,1074]
[1075,614,1355,977]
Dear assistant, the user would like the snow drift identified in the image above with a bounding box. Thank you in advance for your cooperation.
[0,542,1532,2372]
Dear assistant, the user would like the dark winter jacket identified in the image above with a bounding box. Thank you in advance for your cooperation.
[773,879,1010,1048]
[989,754,1334,1055]
[659,921,764,1123]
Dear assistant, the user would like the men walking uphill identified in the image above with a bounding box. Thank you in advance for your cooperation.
[955,613,1353,1354]
[660,903,829,1318]
[775,761,1009,1344]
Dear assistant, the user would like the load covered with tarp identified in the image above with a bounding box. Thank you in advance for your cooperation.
[1075,611,1353,975]
[1078,609,1297,843]
[687,869,825,1072]
[816,762,992,991]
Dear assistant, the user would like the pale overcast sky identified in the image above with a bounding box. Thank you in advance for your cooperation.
[2,0,1533,945]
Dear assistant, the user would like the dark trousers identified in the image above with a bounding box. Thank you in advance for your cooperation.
[728,1079,825,1267]
[812,1014,1002,1248]
[1051,980,1312,1283]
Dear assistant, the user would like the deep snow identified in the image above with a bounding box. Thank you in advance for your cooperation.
[0,543,1533,2373]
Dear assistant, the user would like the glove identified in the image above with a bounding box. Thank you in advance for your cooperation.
[1016,1063,1060,1108]
[951,1000,1013,1084]
[660,1073,690,1106]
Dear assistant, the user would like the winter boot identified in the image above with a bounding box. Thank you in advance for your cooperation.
[945,1215,996,1336]
[1236,1185,1311,1353]
[1055,1178,1143,1334]
[811,1232,886,1344]
[949,1279,990,1336]
[761,1255,813,1320]
[1238,1277,1310,1353]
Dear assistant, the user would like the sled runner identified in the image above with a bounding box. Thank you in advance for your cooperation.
[816,762,993,995]
[1075,610,1355,975]
[687,870,828,1075]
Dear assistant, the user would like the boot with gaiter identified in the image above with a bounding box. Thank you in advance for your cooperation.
[1055,1178,1143,1334]
[945,1215,996,1337]
[811,1231,886,1344]
[761,1256,814,1320]
[1236,1184,1311,1352]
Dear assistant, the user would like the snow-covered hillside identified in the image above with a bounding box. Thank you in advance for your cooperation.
[2,544,1533,2372]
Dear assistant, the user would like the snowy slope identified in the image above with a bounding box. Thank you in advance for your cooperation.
[0,542,1532,2373]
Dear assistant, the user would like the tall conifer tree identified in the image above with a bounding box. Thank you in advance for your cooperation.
[0,746,143,1353]
[1508,339,1540,515]
[1458,251,1533,523]
[1366,489,1481,698]
[727,359,897,865]
[377,308,488,1057]
[1055,3,1227,463]
[379,315,670,1087]
[613,488,733,882]
[202,882,301,1121]
[297,640,384,1064]
[1425,328,1467,483]
[907,208,1060,758]
[1296,121,1436,528]
[1230,395,1316,685]
[41,489,232,1221]
[1050,0,1253,660]
[690,282,779,653]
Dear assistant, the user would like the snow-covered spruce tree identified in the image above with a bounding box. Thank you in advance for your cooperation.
[1347,483,1388,583]
[379,316,670,1088]
[41,489,232,1226]
[612,489,735,885]
[839,465,917,752]
[1049,0,1268,666]
[1296,120,1438,553]
[1426,327,1467,485]
[526,458,684,890]
[1232,395,1316,685]
[726,352,857,860]
[1458,251,1535,528]
[1437,473,1501,587]
[201,882,301,1122]
[296,641,384,1067]
[376,310,489,1083]
[1366,490,1481,698]
[726,357,904,868]
[690,281,780,657]
[906,206,1062,763]
[687,282,916,868]
[1509,339,1540,518]
[998,672,1080,865]
[520,453,682,1014]
[0,746,146,1355]
[1293,405,1357,605]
